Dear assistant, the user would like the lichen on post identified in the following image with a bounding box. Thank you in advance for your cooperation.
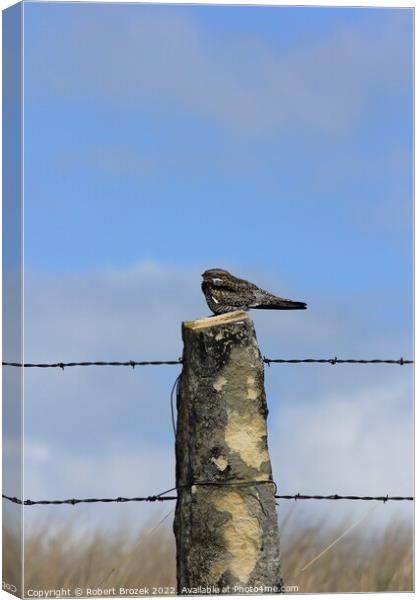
[174,310,282,594]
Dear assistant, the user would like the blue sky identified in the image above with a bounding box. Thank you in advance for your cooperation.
[9,2,414,539]
[23,3,412,293]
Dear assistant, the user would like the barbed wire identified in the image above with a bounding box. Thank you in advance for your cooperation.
[2,360,182,369]
[2,494,177,505]
[3,481,414,507]
[263,357,413,365]
[2,356,414,369]
[3,357,413,508]
[275,494,413,502]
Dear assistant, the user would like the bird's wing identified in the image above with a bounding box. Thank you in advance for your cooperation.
[228,275,260,292]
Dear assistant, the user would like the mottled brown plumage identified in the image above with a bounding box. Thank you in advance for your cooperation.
[201,268,307,315]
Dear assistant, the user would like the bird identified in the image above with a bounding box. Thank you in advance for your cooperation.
[201,268,307,315]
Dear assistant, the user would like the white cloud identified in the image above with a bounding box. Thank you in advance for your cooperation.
[270,376,413,533]
[23,445,176,535]
[272,378,413,494]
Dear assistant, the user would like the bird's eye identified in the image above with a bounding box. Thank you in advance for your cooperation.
[212,278,224,286]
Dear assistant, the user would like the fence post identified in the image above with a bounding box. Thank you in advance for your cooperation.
[174,310,282,594]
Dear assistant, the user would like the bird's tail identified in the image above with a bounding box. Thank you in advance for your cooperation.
[255,293,307,310]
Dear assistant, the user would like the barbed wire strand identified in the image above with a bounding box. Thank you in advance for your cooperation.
[2,360,183,368]
[3,480,414,507]
[2,356,413,369]
[275,493,413,501]
[263,357,413,365]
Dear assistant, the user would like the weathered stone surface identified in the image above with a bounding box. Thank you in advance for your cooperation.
[174,311,282,594]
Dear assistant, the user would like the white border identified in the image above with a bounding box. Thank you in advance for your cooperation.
[0,2,415,600]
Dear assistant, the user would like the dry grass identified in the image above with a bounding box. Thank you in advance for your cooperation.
[3,518,413,596]
[281,522,413,593]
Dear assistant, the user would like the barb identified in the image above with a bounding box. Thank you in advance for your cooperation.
[2,356,413,369]
[2,488,413,507]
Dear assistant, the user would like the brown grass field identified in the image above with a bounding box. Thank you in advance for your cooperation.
[3,518,413,595]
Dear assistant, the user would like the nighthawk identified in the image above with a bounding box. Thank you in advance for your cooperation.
[202,268,307,315]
